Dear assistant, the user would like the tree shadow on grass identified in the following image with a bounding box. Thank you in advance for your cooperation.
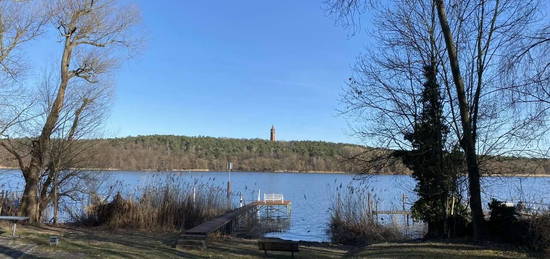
[349,242,539,259]
[203,239,346,259]
[0,244,44,259]
[203,241,265,257]
[23,225,198,258]
[67,231,196,258]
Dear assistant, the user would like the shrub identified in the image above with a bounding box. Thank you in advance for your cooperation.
[526,212,550,251]
[488,199,550,251]
[446,214,470,238]
[487,199,523,242]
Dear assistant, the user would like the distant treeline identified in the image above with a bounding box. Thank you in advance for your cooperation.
[1,135,548,175]
[83,135,371,172]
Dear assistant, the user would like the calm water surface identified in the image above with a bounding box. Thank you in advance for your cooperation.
[1,170,549,242]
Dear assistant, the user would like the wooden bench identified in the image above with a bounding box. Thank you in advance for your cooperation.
[0,216,29,237]
[258,239,299,257]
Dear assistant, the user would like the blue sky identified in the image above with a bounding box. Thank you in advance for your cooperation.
[29,1,370,144]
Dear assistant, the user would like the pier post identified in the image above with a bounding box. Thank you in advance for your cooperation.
[227,181,232,208]
[193,187,196,205]
[402,194,409,227]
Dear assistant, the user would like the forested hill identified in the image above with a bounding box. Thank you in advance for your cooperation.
[1,135,548,175]
[82,135,369,172]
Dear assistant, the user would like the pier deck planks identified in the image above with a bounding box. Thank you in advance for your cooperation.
[184,201,291,235]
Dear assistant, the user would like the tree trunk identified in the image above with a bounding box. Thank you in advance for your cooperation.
[18,26,75,224]
[19,170,40,222]
[434,0,486,241]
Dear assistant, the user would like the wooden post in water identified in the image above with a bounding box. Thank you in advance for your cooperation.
[257,189,261,217]
[367,192,374,221]
[227,181,232,208]
[402,194,409,227]
[193,186,196,205]
[227,162,233,209]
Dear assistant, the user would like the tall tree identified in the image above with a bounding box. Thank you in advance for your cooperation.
[1,0,140,223]
[433,0,486,240]
[329,0,548,240]
[399,63,453,238]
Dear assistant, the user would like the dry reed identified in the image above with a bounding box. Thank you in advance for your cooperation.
[329,186,404,245]
[0,191,19,216]
[78,179,229,231]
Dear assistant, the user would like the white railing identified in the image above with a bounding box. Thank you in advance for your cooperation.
[264,193,284,202]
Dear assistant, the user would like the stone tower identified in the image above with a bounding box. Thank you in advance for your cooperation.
[270,125,276,142]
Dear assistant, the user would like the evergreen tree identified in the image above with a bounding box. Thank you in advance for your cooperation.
[401,63,454,238]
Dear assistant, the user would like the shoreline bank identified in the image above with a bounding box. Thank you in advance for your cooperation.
[1,167,549,177]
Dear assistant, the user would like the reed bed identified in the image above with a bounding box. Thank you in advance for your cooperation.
[0,190,19,216]
[78,179,229,231]
[329,186,404,245]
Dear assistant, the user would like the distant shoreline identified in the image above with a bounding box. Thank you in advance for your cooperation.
[1,166,549,177]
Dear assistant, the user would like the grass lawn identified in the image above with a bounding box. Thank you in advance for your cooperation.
[352,241,541,258]
[0,223,346,258]
[0,223,544,258]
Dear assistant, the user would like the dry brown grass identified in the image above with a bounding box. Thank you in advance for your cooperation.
[329,187,404,245]
[78,180,229,231]
[0,191,18,216]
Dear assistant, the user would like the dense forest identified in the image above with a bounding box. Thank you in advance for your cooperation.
[0,135,373,172]
[1,135,548,175]
[83,136,377,172]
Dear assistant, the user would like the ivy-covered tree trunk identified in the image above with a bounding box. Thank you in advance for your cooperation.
[400,63,452,238]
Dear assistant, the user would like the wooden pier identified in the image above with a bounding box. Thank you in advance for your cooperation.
[176,193,291,249]
[185,203,257,236]
[374,210,411,215]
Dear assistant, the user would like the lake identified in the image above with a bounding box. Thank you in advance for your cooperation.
[1,170,549,242]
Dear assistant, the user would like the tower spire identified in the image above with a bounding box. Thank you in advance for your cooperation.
[270,125,276,142]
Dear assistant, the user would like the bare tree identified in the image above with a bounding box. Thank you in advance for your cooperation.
[1,0,140,223]
[433,0,549,240]
[38,71,112,222]
[1,66,114,222]
[330,0,549,240]
[0,0,47,136]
